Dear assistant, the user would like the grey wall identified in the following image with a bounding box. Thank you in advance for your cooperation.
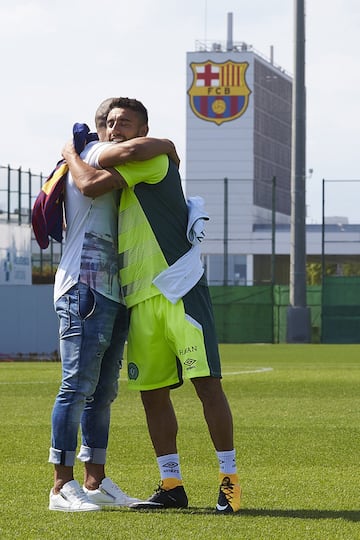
[0,285,59,356]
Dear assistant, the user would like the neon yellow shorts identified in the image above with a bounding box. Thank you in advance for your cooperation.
[127,284,221,391]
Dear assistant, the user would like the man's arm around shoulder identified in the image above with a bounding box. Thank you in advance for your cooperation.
[98,137,180,169]
[62,137,180,198]
[62,141,126,198]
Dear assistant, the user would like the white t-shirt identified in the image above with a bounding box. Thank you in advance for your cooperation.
[54,141,121,304]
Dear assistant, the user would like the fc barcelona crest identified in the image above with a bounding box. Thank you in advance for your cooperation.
[188,60,251,126]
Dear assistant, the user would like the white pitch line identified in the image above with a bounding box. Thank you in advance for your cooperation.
[0,381,48,384]
[0,367,273,385]
[223,367,273,375]
[0,380,56,384]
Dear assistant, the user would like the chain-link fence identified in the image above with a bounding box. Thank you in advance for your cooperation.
[1,165,289,285]
[0,164,62,282]
[4,164,360,288]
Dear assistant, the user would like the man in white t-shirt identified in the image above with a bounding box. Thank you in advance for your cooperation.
[49,97,177,511]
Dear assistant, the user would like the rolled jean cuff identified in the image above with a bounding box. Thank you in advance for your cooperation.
[48,447,76,466]
[77,445,107,464]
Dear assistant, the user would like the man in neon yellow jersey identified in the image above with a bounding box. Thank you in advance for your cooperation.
[62,97,241,514]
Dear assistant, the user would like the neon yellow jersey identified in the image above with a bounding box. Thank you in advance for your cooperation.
[115,155,168,188]
[115,155,174,307]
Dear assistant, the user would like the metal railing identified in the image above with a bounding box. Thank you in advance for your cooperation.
[0,164,62,281]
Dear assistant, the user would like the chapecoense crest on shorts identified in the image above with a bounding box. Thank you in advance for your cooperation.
[188,60,251,126]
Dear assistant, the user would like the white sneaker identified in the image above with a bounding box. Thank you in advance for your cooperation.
[49,479,101,512]
[83,477,142,507]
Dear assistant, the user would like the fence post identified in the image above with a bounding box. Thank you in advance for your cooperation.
[7,165,10,221]
[28,169,32,225]
[223,177,228,286]
[271,176,276,343]
[271,175,276,285]
[17,167,22,225]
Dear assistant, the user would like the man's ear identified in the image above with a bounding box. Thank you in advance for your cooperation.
[140,124,149,137]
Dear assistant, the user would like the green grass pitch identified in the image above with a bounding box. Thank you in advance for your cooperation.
[0,344,359,539]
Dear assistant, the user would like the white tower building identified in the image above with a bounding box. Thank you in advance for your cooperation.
[185,13,293,285]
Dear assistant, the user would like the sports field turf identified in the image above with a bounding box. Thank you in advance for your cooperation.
[0,344,359,539]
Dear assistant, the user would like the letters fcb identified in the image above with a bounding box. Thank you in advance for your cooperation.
[188,60,251,125]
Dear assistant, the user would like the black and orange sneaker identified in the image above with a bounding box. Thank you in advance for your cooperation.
[130,480,188,510]
[215,474,241,514]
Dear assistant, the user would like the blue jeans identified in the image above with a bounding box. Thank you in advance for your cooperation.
[49,282,128,466]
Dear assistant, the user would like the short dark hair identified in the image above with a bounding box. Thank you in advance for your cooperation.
[95,97,148,131]
[95,97,116,131]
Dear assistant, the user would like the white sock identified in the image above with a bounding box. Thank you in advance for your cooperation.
[216,449,237,474]
[157,453,182,480]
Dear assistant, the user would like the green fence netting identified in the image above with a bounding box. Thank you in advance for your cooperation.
[209,286,274,343]
[209,285,322,344]
[322,276,360,343]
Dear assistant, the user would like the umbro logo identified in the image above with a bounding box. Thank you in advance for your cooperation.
[163,461,179,468]
[184,358,197,368]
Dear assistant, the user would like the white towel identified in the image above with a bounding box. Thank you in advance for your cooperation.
[187,196,209,245]
[152,245,204,304]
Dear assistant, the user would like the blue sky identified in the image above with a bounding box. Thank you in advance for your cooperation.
[1,0,359,222]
